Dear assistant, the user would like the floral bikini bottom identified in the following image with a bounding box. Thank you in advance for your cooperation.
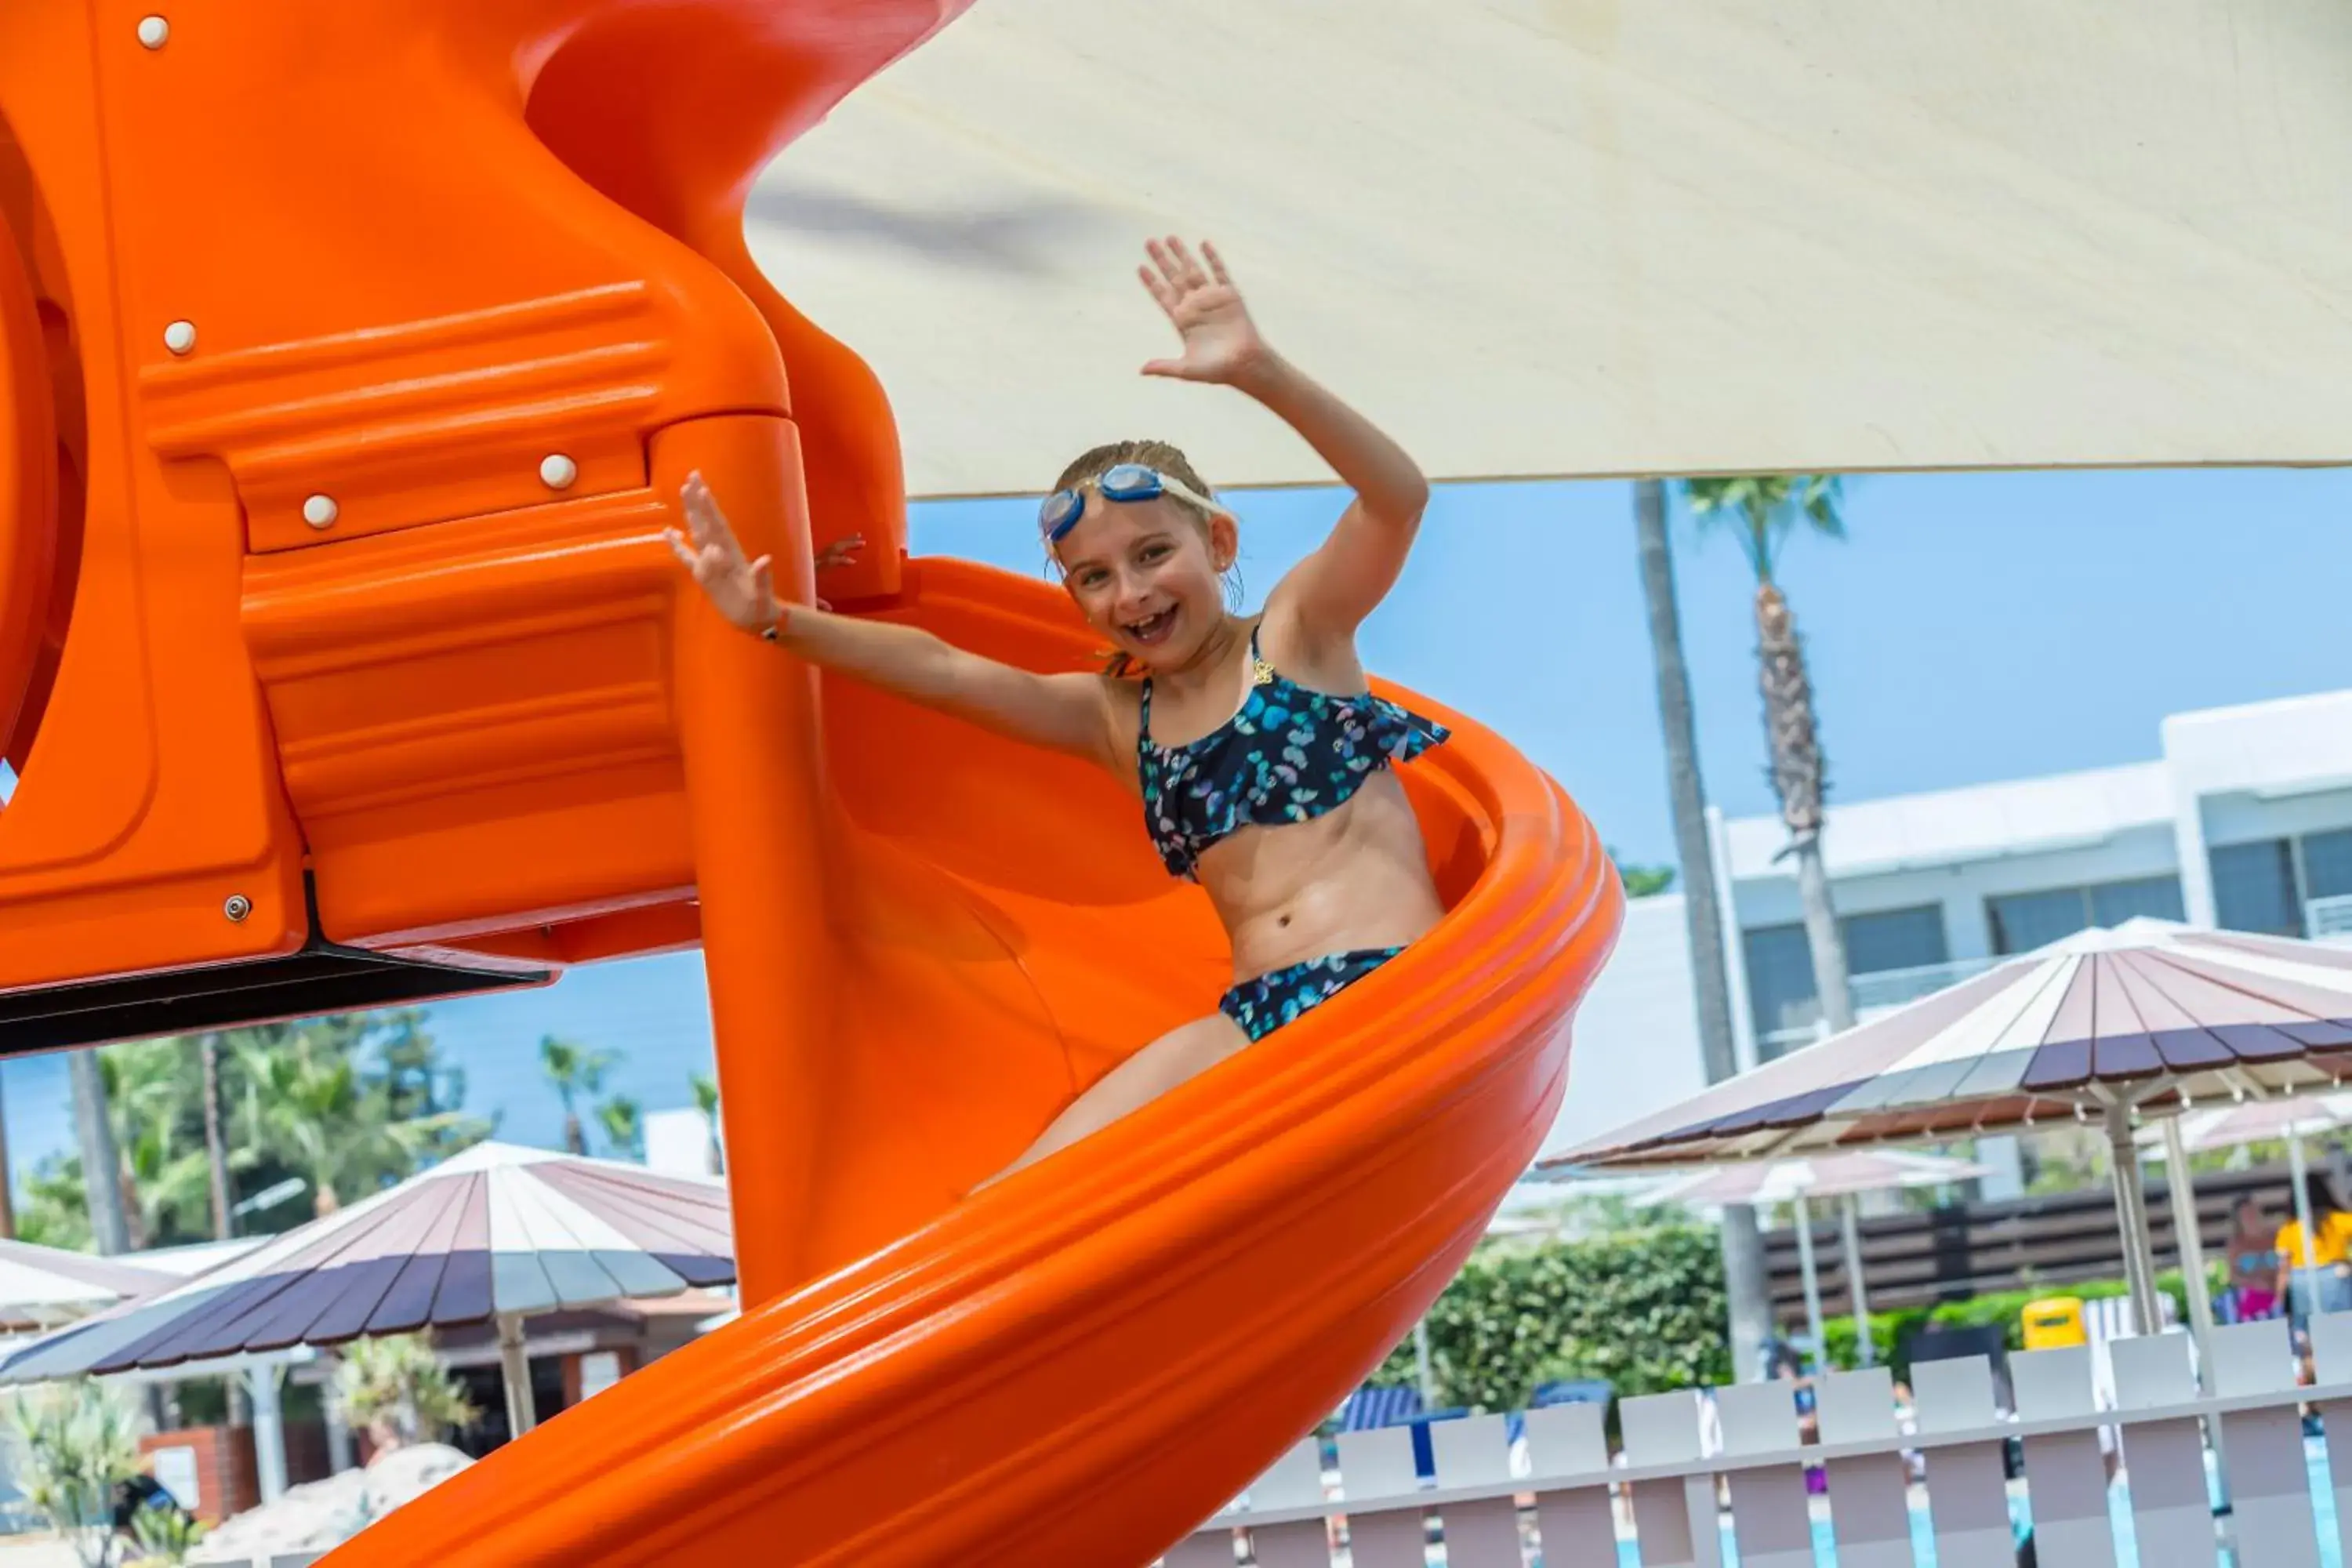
[1218,947,1405,1044]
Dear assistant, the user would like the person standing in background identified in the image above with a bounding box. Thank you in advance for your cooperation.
[2274,1171,2352,1323]
[2228,1196,2281,1320]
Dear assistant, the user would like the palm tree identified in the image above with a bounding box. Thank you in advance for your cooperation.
[234,1030,485,1217]
[596,1096,644,1162]
[689,1073,724,1174]
[100,1043,213,1251]
[198,1034,231,1239]
[1684,474,1857,1040]
[66,1051,129,1255]
[1635,478,1774,1382]
[539,1036,617,1156]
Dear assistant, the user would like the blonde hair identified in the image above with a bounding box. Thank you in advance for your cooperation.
[1050,438,1242,674]
[1052,439,1219,520]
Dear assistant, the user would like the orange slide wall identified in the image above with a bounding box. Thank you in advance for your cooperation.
[0,3,1621,1563]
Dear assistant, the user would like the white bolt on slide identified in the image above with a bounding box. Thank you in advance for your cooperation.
[539,452,579,490]
[301,494,338,529]
[136,15,169,48]
[162,319,195,354]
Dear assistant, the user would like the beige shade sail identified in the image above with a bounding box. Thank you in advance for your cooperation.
[746,0,2352,498]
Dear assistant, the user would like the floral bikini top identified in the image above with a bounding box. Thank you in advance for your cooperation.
[1136,626,1449,881]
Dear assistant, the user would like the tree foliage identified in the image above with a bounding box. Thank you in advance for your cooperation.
[1682,474,1845,585]
[1610,850,1677,898]
[596,1095,644,1162]
[19,1011,489,1250]
[539,1036,619,1157]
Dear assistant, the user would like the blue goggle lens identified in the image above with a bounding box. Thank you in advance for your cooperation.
[1039,489,1085,541]
[1097,463,1165,501]
[1039,465,1183,543]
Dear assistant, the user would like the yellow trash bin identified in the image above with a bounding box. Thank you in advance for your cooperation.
[2021,1296,2087,1351]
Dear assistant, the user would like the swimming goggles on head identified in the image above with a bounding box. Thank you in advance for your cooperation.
[1039,463,1227,543]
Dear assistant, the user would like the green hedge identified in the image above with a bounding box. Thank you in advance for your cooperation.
[1820,1269,2212,1382]
[1374,1222,1731,1411]
[1377,1225,2220,1412]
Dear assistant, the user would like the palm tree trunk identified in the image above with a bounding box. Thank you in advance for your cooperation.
[1636,480,1774,1382]
[67,1049,130,1255]
[119,1162,149,1251]
[1795,840,1856,1033]
[1754,582,1856,1034]
[201,1036,233,1239]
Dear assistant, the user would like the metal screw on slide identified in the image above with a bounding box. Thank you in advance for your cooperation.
[136,16,169,49]
[303,494,338,529]
[539,452,578,490]
[222,894,251,923]
[162,319,194,355]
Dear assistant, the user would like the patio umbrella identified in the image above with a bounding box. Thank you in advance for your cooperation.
[0,1142,732,1443]
[0,1240,172,1332]
[1632,1151,1994,1372]
[1559,918,2352,1341]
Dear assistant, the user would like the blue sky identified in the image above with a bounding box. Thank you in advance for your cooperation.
[7,468,2350,1178]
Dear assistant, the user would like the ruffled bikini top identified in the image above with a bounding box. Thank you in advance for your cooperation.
[1136,626,1449,881]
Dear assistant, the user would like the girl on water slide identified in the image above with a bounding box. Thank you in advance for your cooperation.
[670,238,1447,1181]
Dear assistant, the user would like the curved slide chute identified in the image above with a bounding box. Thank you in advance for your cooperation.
[0,4,1621,1563]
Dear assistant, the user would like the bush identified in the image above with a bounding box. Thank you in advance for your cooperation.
[128,1505,209,1568]
[1378,1236,2221,1416]
[1375,1222,1731,1412]
[333,1334,478,1451]
[1820,1267,2212,1383]
[2,1381,147,1568]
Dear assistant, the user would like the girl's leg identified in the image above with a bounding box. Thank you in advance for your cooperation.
[978,1012,1250,1189]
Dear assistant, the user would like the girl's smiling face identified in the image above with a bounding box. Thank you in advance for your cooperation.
[1052,495,1237,670]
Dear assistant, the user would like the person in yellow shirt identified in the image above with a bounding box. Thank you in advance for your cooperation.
[2274,1171,2352,1319]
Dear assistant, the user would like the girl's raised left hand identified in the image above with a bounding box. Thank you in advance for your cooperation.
[1138,237,1270,386]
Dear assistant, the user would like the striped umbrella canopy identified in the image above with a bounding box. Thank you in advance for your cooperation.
[2141,1094,2352,1155]
[0,1240,172,1331]
[0,1142,731,1390]
[1561,920,2352,1169]
[1563,917,2352,1343]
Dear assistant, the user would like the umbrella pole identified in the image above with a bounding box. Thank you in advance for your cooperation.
[498,1313,538,1439]
[1841,1193,1875,1367]
[2160,1114,2231,1512]
[2160,1117,2218,1370]
[2106,1103,2161,1337]
[1414,1319,1439,1406]
[247,1364,288,1505]
[1793,1194,1828,1373]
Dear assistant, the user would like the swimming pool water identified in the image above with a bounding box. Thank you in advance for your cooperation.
[1604,1440,2341,1567]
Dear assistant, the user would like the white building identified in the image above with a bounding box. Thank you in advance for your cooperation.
[1545,687,2352,1192]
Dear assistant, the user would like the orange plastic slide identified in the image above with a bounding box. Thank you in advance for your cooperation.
[0,3,1621,1563]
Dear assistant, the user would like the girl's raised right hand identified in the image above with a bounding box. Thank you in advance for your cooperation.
[667,472,779,633]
